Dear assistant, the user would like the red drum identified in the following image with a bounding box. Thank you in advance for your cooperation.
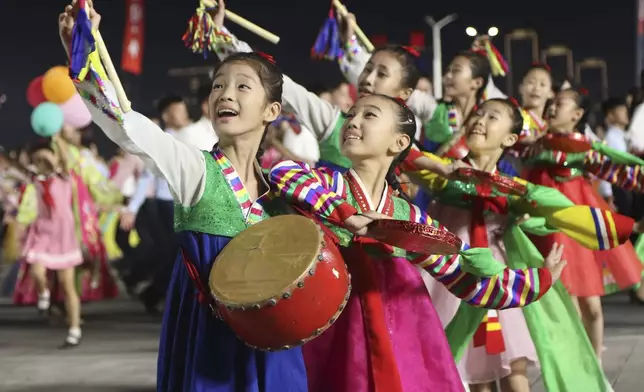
[209,215,350,351]
[366,219,463,254]
[451,167,528,197]
[541,132,592,153]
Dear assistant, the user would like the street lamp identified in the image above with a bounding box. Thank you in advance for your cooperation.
[504,28,539,96]
[541,45,574,82]
[425,14,458,99]
[575,57,608,100]
[466,26,498,37]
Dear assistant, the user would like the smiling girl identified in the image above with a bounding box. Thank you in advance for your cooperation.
[270,94,564,392]
[404,97,641,391]
[59,2,311,390]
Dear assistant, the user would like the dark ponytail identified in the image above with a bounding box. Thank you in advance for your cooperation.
[372,95,417,203]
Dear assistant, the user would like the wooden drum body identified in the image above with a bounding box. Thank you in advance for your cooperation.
[209,215,350,351]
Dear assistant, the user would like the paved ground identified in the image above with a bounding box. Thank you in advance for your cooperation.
[0,295,643,391]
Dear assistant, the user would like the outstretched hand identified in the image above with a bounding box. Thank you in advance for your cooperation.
[212,0,226,28]
[59,0,102,54]
[544,242,566,282]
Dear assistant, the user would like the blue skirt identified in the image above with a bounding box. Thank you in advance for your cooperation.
[157,232,308,392]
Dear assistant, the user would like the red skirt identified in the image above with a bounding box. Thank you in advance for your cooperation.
[526,171,642,297]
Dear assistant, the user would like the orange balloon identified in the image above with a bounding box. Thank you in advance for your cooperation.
[42,66,76,104]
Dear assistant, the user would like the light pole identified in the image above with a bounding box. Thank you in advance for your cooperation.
[425,14,457,99]
[504,28,539,96]
[541,45,574,83]
[575,57,609,100]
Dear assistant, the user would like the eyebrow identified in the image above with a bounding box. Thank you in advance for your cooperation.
[363,104,382,112]
[212,72,258,83]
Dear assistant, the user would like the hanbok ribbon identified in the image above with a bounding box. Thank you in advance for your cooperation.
[467,187,509,354]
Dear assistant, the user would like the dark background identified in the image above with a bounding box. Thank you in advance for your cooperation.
[0,0,638,153]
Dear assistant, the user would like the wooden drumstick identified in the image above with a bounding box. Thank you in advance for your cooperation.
[202,0,280,44]
[94,31,131,112]
[332,0,374,53]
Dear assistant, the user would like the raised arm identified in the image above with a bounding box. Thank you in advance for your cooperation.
[407,206,553,309]
[61,5,206,207]
[269,160,357,225]
[338,35,370,87]
[75,72,206,207]
[584,145,644,193]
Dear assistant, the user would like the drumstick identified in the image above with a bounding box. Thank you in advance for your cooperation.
[94,32,131,112]
[332,0,374,53]
[202,0,280,44]
[83,1,131,112]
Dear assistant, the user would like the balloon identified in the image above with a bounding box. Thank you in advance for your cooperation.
[42,66,75,104]
[26,76,46,108]
[31,102,64,137]
[59,94,92,128]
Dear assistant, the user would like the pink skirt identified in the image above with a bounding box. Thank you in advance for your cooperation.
[426,202,538,384]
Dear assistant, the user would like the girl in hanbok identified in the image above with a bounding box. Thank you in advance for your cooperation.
[13,135,121,307]
[523,88,644,361]
[61,3,307,389]
[208,2,433,171]
[17,137,84,347]
[405,98,641,391]
[269,94,565,392]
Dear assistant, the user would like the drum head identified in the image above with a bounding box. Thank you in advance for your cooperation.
[541,133,591,153]
[210,215,322,307]
[453,167,527,196]
[366,219,462,254]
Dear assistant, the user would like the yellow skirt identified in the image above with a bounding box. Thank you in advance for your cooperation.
[99,212,140,260]
[2,222,21,264]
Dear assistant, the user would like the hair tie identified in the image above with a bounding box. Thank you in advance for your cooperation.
[400,46,420,58]
[256,52,276,65]
[471,49,487,57]
[394,97,409,109]
[578,87,589,96]
[531,62,551,72]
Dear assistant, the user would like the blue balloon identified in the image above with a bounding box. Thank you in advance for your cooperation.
[31,102,64,137]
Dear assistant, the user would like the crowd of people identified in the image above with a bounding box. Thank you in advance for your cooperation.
[3,1,644,391]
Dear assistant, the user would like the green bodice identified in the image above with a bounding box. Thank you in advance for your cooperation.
[318,113,353,169]
[174,151,287,236]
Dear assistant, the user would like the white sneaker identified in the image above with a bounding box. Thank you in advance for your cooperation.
[37,290,50,311]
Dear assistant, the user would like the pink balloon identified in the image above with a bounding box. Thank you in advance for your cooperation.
[26,76,46,108]
[59,93,92,128]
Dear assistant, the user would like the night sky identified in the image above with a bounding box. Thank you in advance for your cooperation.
[0,0,637,152]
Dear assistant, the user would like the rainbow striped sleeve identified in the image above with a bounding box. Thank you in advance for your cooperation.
[547,205,634,250]
[408,206,553,309]
[269,160,358,225]
[585,150,644,192]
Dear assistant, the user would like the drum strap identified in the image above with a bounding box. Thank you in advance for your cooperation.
[291,205,341,245]
[180,248,221,318]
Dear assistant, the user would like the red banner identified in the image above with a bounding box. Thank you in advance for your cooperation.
[370,34,388,47]
[121,0,145,75]
[409,31,424,49]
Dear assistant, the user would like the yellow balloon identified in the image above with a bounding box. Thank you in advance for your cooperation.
[42,66,76,104]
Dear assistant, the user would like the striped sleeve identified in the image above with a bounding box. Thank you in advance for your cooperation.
[269,160,358,225]
[584,150,644,192]
[407,205,553,309]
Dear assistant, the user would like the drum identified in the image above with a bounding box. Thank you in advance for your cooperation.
[541,132,592,153]
[451,167,528,197]
[209,214,350,351]
[367,219,463,254]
